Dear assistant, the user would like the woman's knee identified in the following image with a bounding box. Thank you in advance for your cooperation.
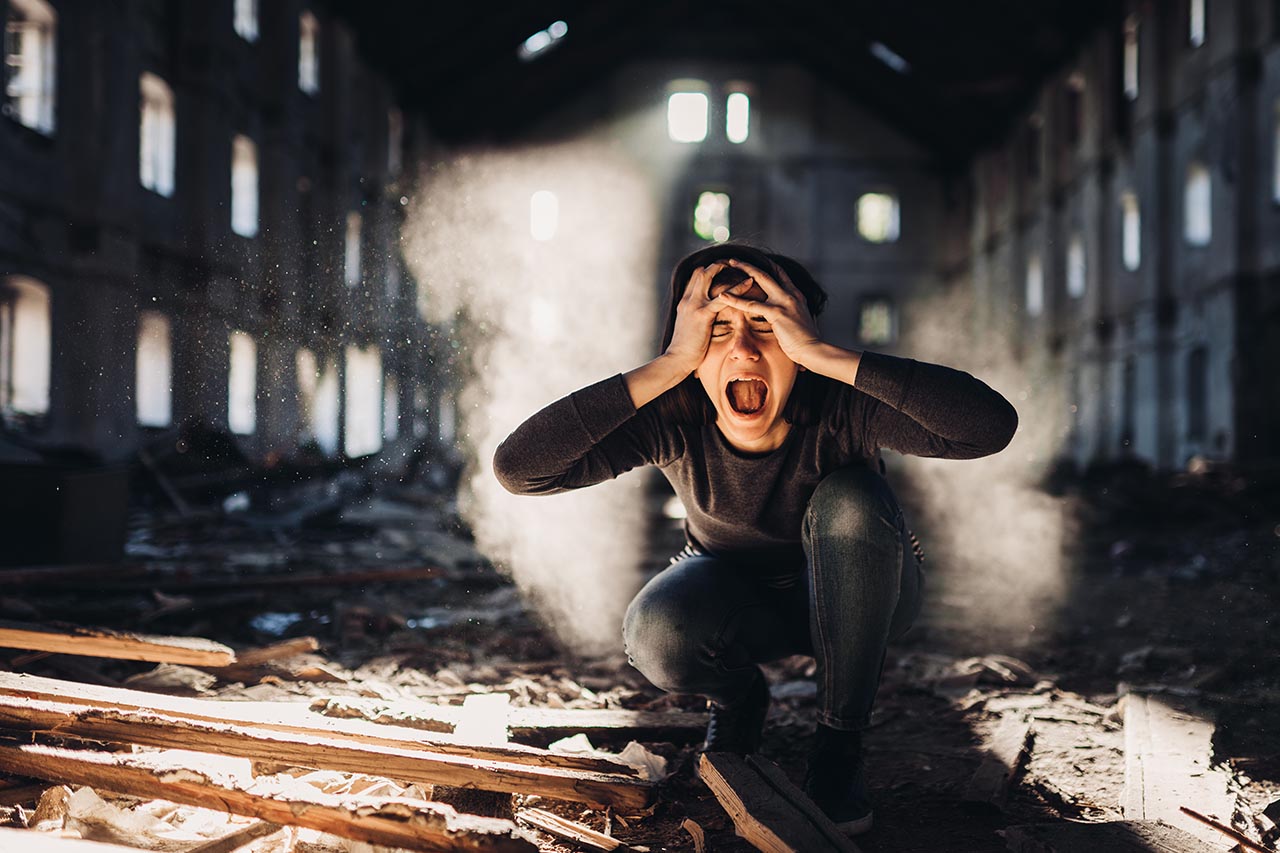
[622,563,721,691]
[805,464,901,541]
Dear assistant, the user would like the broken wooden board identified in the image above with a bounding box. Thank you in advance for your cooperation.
[0,695,654,811]
[1001,819,1221,852]
[963,713,1035,806]
[1121,692,1236,849]
[315,696,709,745]
[0,671,637,776]
[0,620,235,666]
[698,752,861,852]
[0,743,537,852]
[517,807,628,851]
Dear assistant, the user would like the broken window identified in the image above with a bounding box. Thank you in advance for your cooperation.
[857,296,896,346]
[1066,234,1086,299]
[135,311,172,428]
[726,91,749,144]
[1186,345,1207,441]
[1122,191,1141,271]
[667,86,708,143]
[857,192,900,243]
[343,345,382,458]
[228,331,257,436]
[234,0,258,43]
[344,212,362,287]
[387,107,403,175]
[383,376,399,442]
[0,275,51,419]
[530,190,558,241]
[1189,0,1206,48]
[4,0,57,135]
[231,134,258,238]
[1025,253,1044,318]
[1184,161,1211,246]
[694,191,730,242]
[139,72,175,198]
[1123,16,1140,101]
[299,11,319,95]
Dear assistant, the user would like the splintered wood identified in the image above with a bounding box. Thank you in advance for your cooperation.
[0,743,537,852]
[963,713,1035,806]
[1121,692,1236,850]
[698,752,861,852]
[0,620,236,666]
[0,694,653,810]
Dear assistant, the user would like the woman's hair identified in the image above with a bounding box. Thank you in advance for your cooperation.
[655,242,834,427]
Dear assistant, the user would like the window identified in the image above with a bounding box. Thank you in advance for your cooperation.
[1066,234,1086,298]
[1186,345,1207,440]
[667,88,708,143]
[857,192,900,243]
[1122,191,1141,271]
[1025,253,1044,317]
[694,191,730,242]
[1189,0,1206,47]
[313,354,340,455]
[857,297,896,345]
[228,331,257,435]
[4,0,57,135]
[387,107,403,175]
[298,11,319,95]
[344,212,362,287]
[135,311,172,427]
[726,91,750,144]
[1064,73,1086,146]
[0,276,51,418]
[1123,16,1140,101]
[383,377,399,442]
[234,0,258,43]
[1273,101,1280,203]
[139,73,175,197]
[344,345,382,457]
[530,190,558,241]
[1184,162,1211,246]
[231,134,258,237]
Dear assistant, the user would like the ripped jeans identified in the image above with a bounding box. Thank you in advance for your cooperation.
[622,464,923,731]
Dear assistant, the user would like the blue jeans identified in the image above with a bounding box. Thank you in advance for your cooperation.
[622,464,923,731]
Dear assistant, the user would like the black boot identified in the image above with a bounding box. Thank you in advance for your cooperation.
[804,724,873,836]
[702,670,770,754]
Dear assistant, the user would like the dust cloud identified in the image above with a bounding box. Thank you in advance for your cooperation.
[897,282,1078,649]
[402,142,660,656]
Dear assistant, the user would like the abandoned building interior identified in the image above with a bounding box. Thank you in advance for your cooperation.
[1,0,1278,851]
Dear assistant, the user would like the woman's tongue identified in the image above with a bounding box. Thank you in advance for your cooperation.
[727,378,767,414]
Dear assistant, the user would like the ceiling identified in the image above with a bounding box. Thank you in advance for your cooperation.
[327,0,1114,169]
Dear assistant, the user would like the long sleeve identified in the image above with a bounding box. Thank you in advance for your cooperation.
[852,350,1018,459]
[492,374,678,495]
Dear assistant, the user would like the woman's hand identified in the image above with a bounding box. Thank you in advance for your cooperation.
[718,259,823,365]
[662,263,750,374]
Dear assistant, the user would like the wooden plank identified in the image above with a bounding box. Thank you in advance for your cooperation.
[185,820,284,853]
[1121,692,1236,849]
[698,753,860,853]
[1001,819,1220,852]
[964,714,1035,806]
[316,696,709,745]
[0,671,638,776]
[0,743,537,852]
[230,636,320,667]
[0,695,653,811]
[517,807,628,851]
[0,620,235,666]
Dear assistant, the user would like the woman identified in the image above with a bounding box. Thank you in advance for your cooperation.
[493,243,1017,835]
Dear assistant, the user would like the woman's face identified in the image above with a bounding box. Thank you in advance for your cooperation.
[696,271,800,453]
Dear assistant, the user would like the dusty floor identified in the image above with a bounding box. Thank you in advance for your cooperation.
[1,460,1277,852]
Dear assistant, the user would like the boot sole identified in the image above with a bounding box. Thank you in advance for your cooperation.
[835,812,874,837]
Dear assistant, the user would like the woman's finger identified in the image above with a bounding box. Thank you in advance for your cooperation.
[717,291,782,319]
[728,259,802,306]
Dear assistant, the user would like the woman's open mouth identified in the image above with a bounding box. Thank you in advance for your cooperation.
[726,377,769,416]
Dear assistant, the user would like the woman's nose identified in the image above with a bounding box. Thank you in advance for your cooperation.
[730,330,761,360]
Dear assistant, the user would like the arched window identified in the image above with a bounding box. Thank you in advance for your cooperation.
[0,275,51,417]
[136,311,172,427]
[1121,192,1141,271]
[1184,162,1211,246]
[139,73,176,197]
[299,11,320,94]
[4,0,57,134]
[231,135,258,237]
[667,81,709,143]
